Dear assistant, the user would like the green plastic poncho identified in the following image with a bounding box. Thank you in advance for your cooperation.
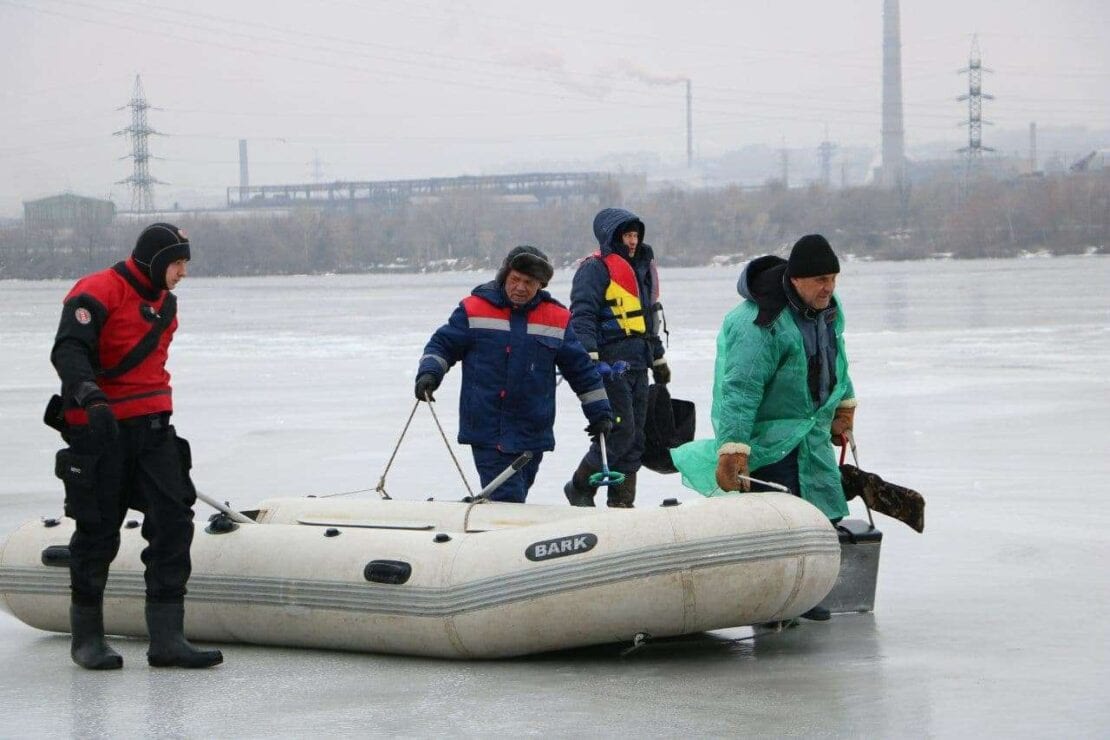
[671,298,854,520]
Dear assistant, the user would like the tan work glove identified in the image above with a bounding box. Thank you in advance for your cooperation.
[830,403,856,446]
[715,443,751,492]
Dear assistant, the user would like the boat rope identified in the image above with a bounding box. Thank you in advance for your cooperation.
[316,486,376,499]
[424,397,474,497]
[372,399,421,499]
[371,397,474,500]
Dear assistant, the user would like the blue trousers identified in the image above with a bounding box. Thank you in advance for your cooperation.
[471,447,544,503]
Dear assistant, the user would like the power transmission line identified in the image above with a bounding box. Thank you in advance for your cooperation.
[114,74,163,213]
[957,34,994,172]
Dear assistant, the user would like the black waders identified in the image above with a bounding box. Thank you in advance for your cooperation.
[145,603,223,669]
[70,603,123,670]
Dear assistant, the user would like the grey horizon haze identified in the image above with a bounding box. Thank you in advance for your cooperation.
[1,0,1107,217]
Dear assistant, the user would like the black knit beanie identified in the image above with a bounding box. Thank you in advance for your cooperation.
[132,222,190,290]
[786,234,839,278]
[496,245,554,287]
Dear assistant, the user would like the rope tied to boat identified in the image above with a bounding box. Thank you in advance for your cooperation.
[373,396,474,500]
[423,395,474,497]
[372,399,420,499]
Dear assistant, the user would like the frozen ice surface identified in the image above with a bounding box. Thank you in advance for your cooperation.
[1,258,1108,736]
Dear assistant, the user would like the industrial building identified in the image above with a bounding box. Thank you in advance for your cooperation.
[23,194,115,230]
[226,172,623,210]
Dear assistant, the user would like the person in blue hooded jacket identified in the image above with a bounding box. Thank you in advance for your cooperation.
[415,246,613,503]
[563,208,670,508]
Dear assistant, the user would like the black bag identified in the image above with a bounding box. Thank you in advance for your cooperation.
[641,384,696,474]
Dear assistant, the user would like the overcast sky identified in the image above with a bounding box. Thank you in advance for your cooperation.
[1,0,1106,216]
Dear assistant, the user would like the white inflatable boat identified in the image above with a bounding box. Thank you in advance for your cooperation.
[0,493,840,658]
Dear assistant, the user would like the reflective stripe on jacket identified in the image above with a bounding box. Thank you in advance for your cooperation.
[418,281,611,453]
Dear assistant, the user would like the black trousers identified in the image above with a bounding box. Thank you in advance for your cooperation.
[752,447,841,524]
[750,448,801,495]
[581,367,650,474]
[59,414,196,606]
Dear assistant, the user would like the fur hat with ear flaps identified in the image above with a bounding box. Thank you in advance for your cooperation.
[132,222,190,290]
[495,245,554,287]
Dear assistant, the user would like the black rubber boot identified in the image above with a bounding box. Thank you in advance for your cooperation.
[800,605,832,621]
[146,603,223,668]
[607,471,636,508]
[564,461,597,507]
[70,604,123,670]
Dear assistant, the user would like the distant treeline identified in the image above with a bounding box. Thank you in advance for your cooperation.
[2,171,1106,280]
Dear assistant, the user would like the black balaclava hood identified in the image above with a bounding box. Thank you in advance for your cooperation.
[132,222,190,290]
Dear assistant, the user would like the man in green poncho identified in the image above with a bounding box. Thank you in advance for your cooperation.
[671,234,856,620]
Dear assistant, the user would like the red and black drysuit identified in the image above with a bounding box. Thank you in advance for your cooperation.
[51,258,196,606]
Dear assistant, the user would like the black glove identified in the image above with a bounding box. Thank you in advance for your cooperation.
[85,402,119,448]
[414,374,441,402]
[585,418,613,442]
[652,361,671,385]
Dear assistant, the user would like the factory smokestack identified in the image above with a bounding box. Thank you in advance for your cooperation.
[880,0,905,189]
[1029,122,1037,173]
[238,139,249,203]
[686,79,693,168]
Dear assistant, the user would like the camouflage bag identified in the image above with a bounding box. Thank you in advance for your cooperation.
[840,464,925,533]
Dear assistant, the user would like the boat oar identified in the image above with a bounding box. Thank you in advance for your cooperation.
[468,452,533,503]
[196,489,255,525]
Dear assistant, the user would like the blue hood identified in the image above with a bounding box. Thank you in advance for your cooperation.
[592,207,646,259]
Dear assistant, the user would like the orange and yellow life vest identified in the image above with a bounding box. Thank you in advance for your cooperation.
[595,251,647,336]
